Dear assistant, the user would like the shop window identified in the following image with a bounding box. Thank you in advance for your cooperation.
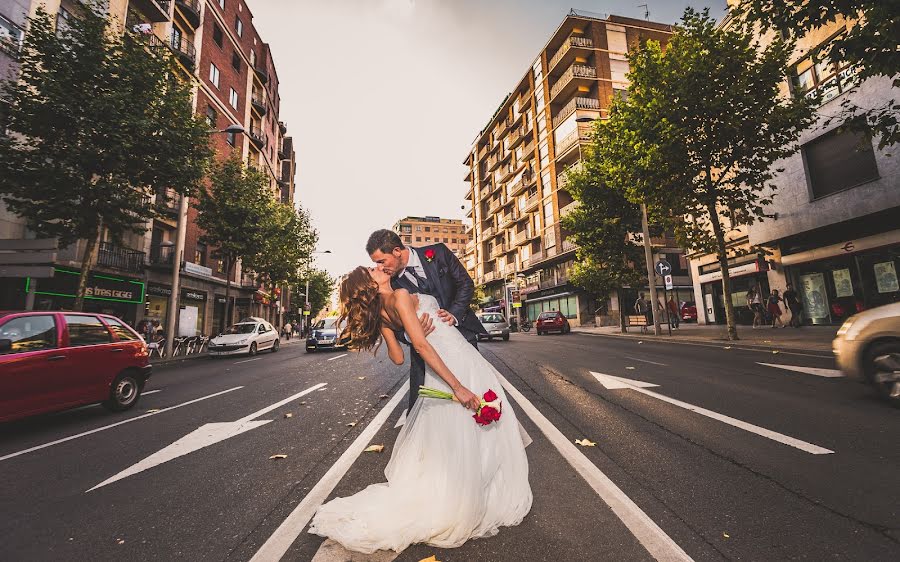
[64,315,112,347]
[790,36,859,105]
[804,125,878,199]
[0,315,56,355]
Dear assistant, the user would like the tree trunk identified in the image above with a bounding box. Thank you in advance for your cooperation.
[224,255,232,327]
[617,287,627,333]
[708,204,738,341]
[73,222,103,312]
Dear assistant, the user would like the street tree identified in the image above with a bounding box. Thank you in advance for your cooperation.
[0,5,211,310]
[244,201,317,292]
[598,9,813,340]
[735,0,900,148]
[196,157,271,324]
[296,269,335,320]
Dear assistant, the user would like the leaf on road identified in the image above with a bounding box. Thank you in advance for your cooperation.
[347,422,357,427]
[145,409,160,413]
[364,444,385,453]
[625,366,635,370]
[269,454,288,460]
[357,376,366,380]
[723,532,730,538]
[575,439,596,447]
[772,350,780,354]
[379,394,389,399]
[116,539,125,545]
[284,413,293,418]
[299,401,307,405]
[638,341,643,344]
[723,346,732,350]
[419,556,439,562]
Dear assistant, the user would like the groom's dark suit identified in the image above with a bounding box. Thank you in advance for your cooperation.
[391,243,486,411]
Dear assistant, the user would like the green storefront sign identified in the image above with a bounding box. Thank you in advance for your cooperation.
[26,268,146,304]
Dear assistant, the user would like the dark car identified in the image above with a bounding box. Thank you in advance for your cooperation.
[680,301,697,322]
[306,317,348,352]
[0,311,152,423]
[536,310,570,335]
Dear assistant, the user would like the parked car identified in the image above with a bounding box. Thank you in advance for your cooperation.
[833,301,900,406]
[208,319,279,357]
[477,313,510,341]
[306,317,348,352]
[680,301,697,322]
[536,310,570,335]
[0,311,152,423]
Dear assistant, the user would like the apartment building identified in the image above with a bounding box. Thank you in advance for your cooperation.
[392,216,470,260]
[689,4,900,326]
[462,10,674,326]
[0,0,298,336]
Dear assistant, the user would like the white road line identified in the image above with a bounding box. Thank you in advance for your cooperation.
[623,356,668,367]
[496,373,694,562]
[235,357,265,364]
[327,354,348,362]
[757,363,844,378]
[143,389,162,395]
[250,385,408,562]
[0,387,243,463]
[578,332,832,358]
[236,383,327,424]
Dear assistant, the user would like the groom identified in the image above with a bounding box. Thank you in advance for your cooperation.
[367,229,486,410]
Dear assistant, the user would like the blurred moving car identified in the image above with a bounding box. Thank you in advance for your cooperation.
[477,312,510,341]
[833,301,900,405]
[536,310,570,335]
[0,311,152,423]
[680,301,697,323]
[306,317,348,352]
[209,319,279,356]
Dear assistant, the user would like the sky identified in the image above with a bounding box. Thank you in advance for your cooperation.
[249,0,728,279]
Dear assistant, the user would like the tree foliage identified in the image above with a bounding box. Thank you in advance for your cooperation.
[244,202,317,289]
[0,4,211,309]
[597,9,814,339]
[295,269,334,319]
[735,0,900,147]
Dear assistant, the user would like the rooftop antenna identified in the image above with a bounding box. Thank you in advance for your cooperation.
[638,3,649,20]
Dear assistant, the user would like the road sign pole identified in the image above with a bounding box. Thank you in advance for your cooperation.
[641,203,661,335]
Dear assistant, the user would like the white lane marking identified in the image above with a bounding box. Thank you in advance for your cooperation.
[250,385,407,562]
[578,332,833,359]
[496,372,694,562]
[0,387,243,463]
[143,389,162,395]
[88,383,327,491]
[757,363,844,378]
[235,357,265,364]
[592,371,834,455]
[327,354,348,362]
[623,356,668,367]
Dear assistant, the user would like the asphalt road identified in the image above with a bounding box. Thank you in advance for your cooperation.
[0,332,897,561]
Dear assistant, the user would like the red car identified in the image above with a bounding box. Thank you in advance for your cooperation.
[0,311,152,423]
[536,310,571,335]
[680,301,697,323]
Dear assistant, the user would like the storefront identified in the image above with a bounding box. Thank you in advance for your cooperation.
[697,258,773,325]
[212,294,228,335]
[28,267,145,325]
[179,288,208,336]
[522,285,582,325]
[145,284,171,330]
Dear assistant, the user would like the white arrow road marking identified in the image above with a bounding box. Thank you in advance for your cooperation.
[327,353,348,361]
[87,383,327,492]
[497,373,694,562]
[757,363,844,378]
[0,387,243,463]
[591,372,834,455]
[251,384,407,562]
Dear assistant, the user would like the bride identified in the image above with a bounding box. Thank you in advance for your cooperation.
[308,266,533,554]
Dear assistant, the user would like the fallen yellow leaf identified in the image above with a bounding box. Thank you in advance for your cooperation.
[357,376,366,380]
[419,556,439,562]
[284,413,293,418]
[723,532,730,538]
[379,394,389,399]
[269,454,288,460]
[364,444,385,453]
[772,350,780,354]
[299,401,307,405]
[575,439,596,447]
[347,422,357,427]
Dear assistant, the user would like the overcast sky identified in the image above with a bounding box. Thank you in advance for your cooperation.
[249,0,727,278]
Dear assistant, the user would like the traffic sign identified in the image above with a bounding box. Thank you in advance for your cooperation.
[655,260,672,277]
[664,274,673,290]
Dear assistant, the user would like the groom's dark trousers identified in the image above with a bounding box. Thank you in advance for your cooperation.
[390,243,486,412]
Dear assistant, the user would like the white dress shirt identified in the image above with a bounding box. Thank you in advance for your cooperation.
[403,248,427,287]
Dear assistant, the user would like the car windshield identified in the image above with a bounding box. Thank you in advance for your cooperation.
[538,312,559,319]
[223,323,257,335]
[480,314,505,323]
[314,318,339,330]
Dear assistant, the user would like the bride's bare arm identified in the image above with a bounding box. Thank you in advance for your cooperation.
[393,290,481,411]
[380,326,405,365]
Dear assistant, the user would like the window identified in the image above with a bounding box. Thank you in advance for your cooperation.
[415,225,422,231]
[209,63,220,88]
[424,226,430,232]
[0,14,24,56]
[64,315,112,347]
[206,105,217,127]
[425,237,431,242]
[218,0,225,8]
[56,7,72,34]
[0,315,56,355]
[606,25,628,54]
[415,237,422,242]
[443,238,449,243]
[195,242,207,266]
[103,317,138,341]
[212,23,224,47]
[235,16,243,37]
[226,131,236,146]
[804,125,879,199]
[229,88,239,109]
[231,51,241,71]
[790,37,859,104]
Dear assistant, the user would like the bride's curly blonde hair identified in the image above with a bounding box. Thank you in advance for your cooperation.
[338,266,384,352]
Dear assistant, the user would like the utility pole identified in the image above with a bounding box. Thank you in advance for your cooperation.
[640,202,661,335]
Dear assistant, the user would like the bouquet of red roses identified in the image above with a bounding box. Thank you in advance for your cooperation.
[418,386,502,426]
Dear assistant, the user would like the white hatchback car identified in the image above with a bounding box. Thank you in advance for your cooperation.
[208,320,280,357]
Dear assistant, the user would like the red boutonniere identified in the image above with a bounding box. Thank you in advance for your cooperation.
[423,248,435,262]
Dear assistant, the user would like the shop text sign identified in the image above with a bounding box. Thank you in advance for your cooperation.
[36,268,144,304]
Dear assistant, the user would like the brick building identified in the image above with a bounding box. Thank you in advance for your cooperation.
[392,216,470,260]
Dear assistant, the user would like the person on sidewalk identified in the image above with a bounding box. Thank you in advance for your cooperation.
[634,293,650,333]
[783,283,802,328]
[667,295,680,329]
[748,286,764,328]
[283,321,292,340]
[767,289,785,328]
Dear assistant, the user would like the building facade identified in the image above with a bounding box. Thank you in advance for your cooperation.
[392,216,470,260]
[689,5,900,326]
[462,11,675,326]
[0,0,299,336]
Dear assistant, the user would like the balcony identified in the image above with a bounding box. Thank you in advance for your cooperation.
[504,263,517,276]
[550,64,598,101]
[479,185,491,200]
[487,153,501,171]
[555,123,593,159]
[148,244,175,266]
[482,225,494,239]
[523,248,546,270]
[97,242,146,273]
[513,229,530,246]
[560,200,580,218]
[549,35,594,73]
[498,211,515,230]
[562,238,578,253]
[519,90,533,109]
[553,97,601,129]
[488,198,502,214]
[248,125,266,148]
[253,64,269,85]
[251,93,267,116]
[132,0,171,22]
[175,0,201,29]
[169,33,196,71]
[483,271,496,283]
[524,193,540,212]
[491,244,507,258]
[278,143,288,160]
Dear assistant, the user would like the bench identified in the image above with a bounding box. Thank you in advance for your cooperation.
[624,314,670,332]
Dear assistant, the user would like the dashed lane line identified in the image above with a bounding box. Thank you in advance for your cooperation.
[327,354,348,362]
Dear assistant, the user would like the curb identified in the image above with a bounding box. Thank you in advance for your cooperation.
[569,328,834,355]
[150,338,307,369]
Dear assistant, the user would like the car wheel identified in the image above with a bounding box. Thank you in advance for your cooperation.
[272,339,280,353]
[102,371,142,412]
[864,341,900,405]
[248,342,258,356]
[564,324,570,334]
[503,334,509,341]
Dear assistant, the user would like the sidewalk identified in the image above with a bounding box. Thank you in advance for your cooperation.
[571,322,838,353]
[149,336,307,367]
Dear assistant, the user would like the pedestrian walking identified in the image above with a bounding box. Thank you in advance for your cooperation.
[767,289,785,328]
[747,286,764,328]
[782,283,802,328]
[283,321,292,340]
[667,295,680,329]
[634,293,650,333]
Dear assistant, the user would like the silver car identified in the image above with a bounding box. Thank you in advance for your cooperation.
[477,313,510,341]
[833,301,900,405]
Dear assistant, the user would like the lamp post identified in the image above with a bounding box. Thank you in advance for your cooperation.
[302,250,331,336]
[164,124,245,357]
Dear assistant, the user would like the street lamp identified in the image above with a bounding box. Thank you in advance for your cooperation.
[164,124,243,357]
[303,250,331,335]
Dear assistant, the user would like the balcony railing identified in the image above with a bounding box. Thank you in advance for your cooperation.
[248,125,266,148]
[555,123,593,158]
[132,0,171,23]
[482,226,494,239]
[504,263,516,276]
[254,64,269,84]
[552,97,601,129]
[550,64,597,99]
[168,33,196,70]
[562,238,578,252]
[175,0,201,29]
[97,242,146,273]
[488,198,502,214]
[483,271,496,282]
[560,200,580,218]
[524,193,540,212]
[523,248,546,269]
[491,243,507,258]
[513,229,529,246]
[251,93,267,116]
[548,35,594,72]
[149,244,176,265]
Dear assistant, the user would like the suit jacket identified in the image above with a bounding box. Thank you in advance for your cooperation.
[390,243,486,341]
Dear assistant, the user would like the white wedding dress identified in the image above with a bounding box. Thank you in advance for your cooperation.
[308,294,533,554]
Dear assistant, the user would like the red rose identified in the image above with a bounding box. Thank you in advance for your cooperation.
[424,248,435,261]
[473,412,491,425]
[481,405,501,422]
[483,389,498,402]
